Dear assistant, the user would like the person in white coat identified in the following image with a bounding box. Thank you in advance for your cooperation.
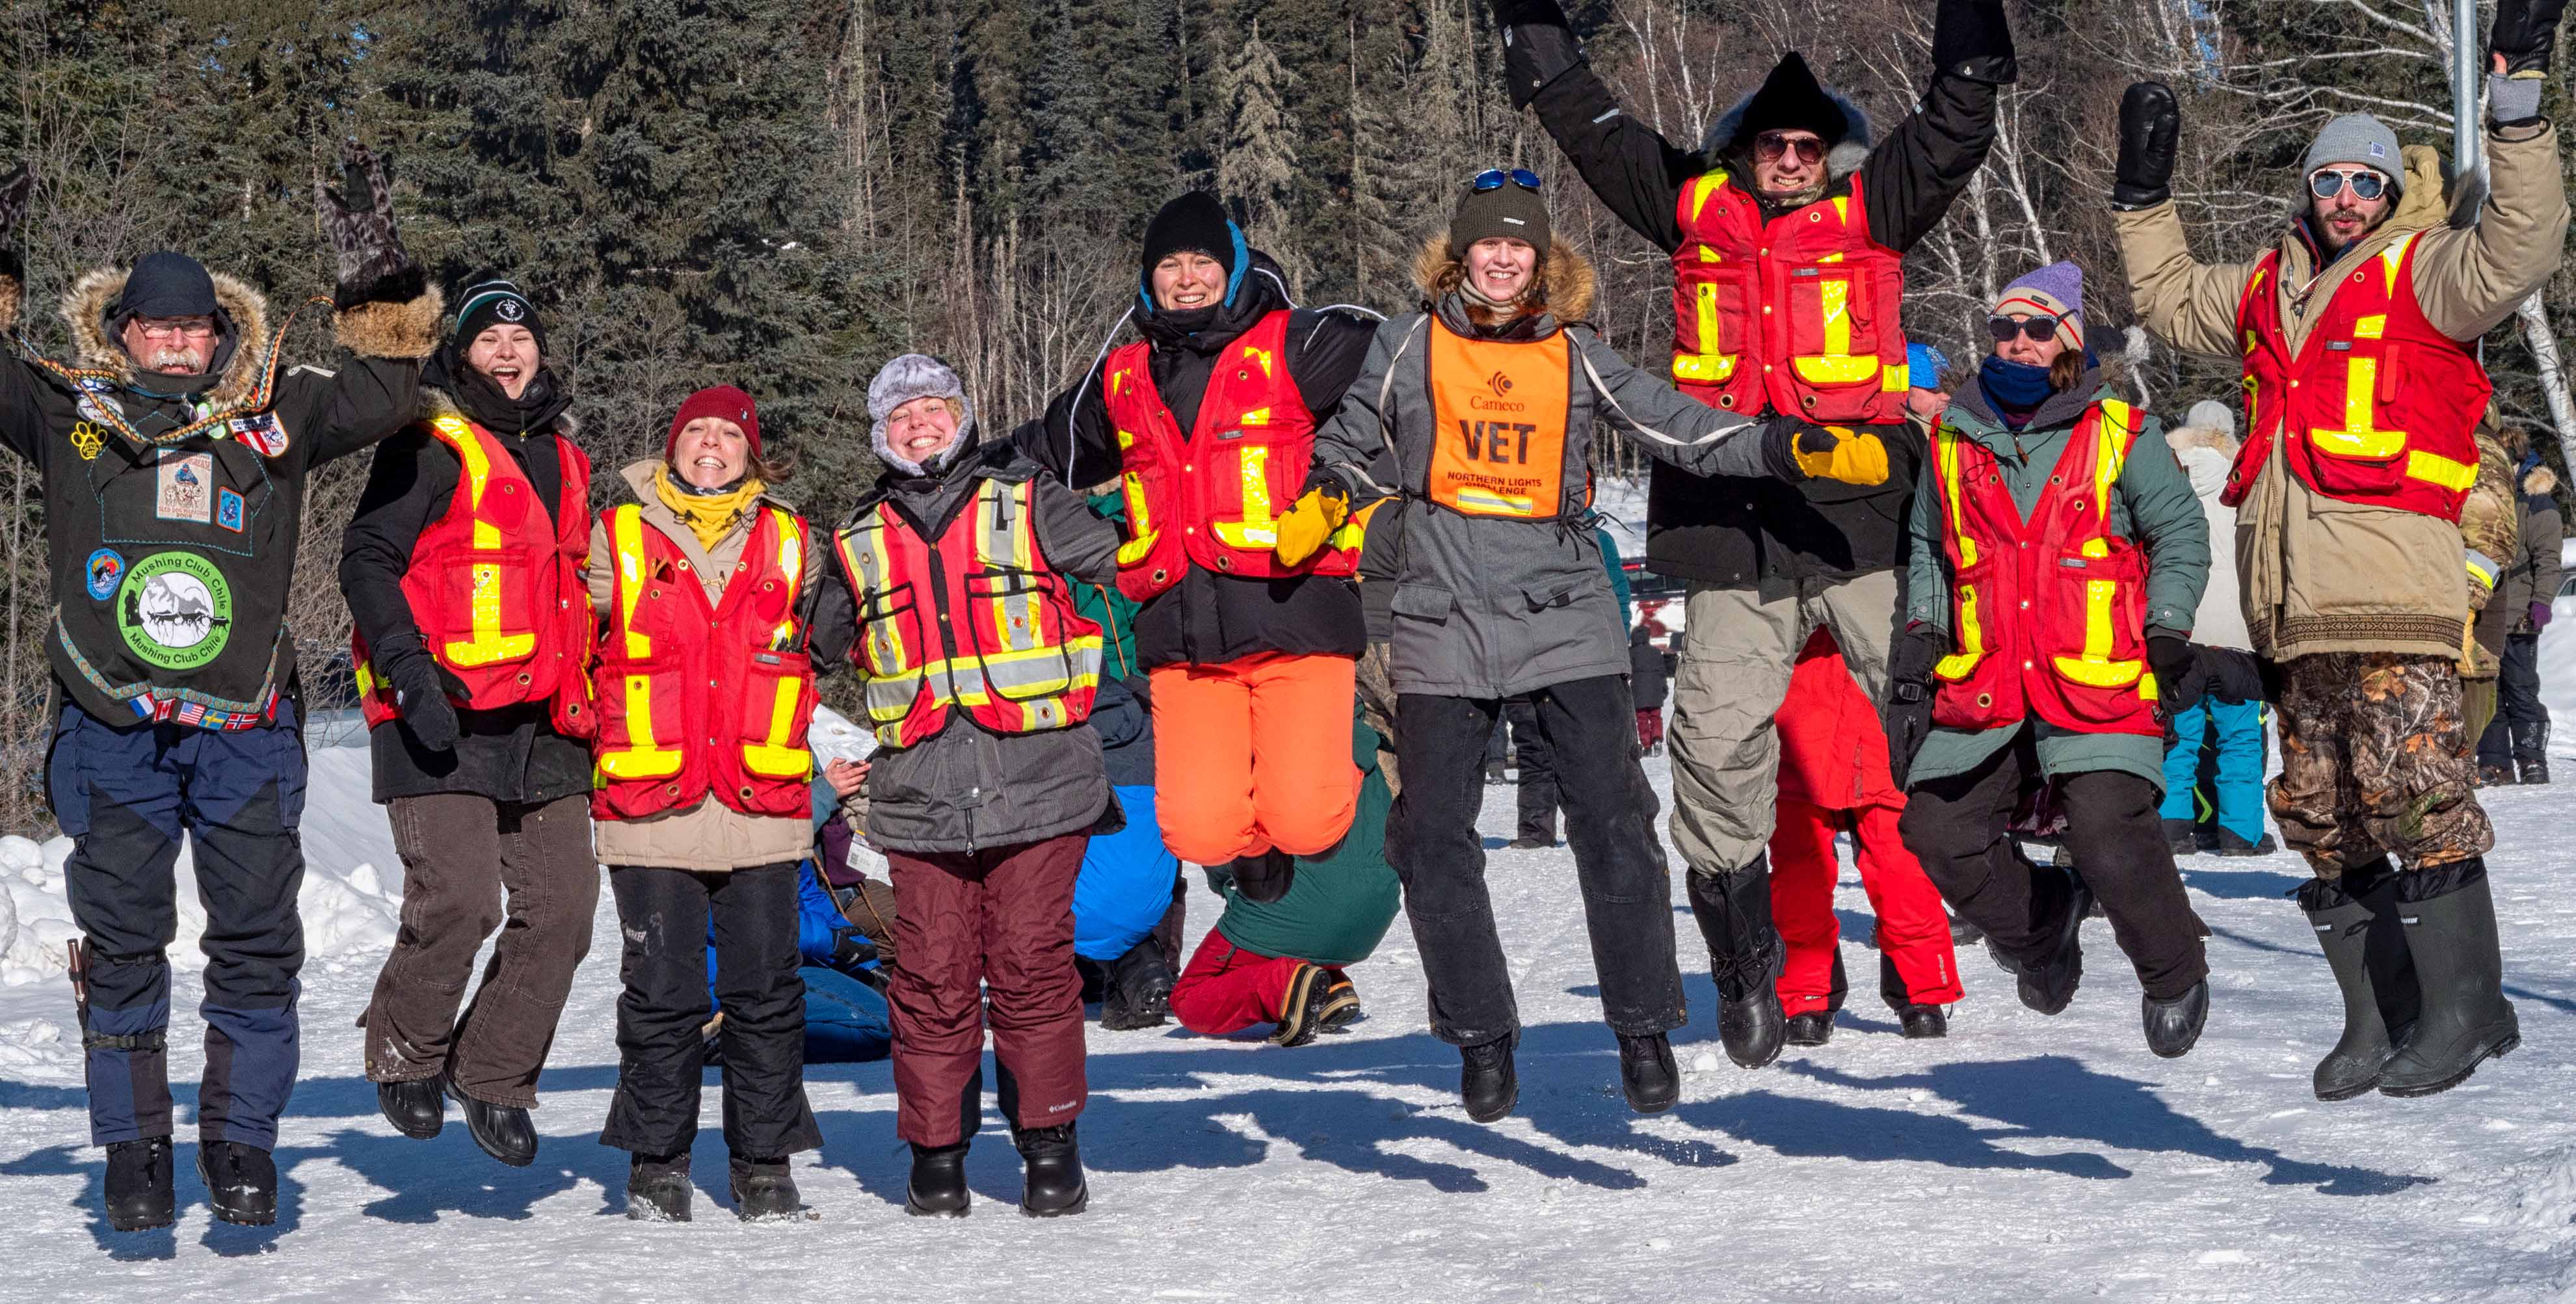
[2162,399,2274,855]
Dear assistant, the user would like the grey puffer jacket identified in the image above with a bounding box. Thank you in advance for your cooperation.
[809,435,1122,855]
[1312,239,1768,699]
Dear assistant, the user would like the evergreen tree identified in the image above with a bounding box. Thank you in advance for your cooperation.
[1215,19,1301,288]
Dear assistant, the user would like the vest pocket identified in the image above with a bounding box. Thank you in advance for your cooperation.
[594,659,687,780]
[961,569,1074,701]
[739,649,816,779]
[857,584,927,725]
[434,545,542,668]
[2042,540,2150,723]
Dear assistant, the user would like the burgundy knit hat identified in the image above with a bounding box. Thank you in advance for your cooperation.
[667,384,762,460]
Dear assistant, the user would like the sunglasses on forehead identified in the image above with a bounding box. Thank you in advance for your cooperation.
[1987,314,2065,343]
[1753,131,1826,165]
[2309,168,2389,200]
[1472,168,1543,193]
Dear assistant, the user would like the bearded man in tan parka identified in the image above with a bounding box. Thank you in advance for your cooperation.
[2107,0,2569,1104]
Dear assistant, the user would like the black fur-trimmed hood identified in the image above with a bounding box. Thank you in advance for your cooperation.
[62,265,270,408]
[1700,54,1872,182]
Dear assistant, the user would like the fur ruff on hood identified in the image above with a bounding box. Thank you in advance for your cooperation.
[1701,72,1872,181]
[62,265,272,410]
[0,273,18,336]
[1412,235,1597,323]
[2527,464,2560,497]
[2376,144,2453,236]
[2164,421,2240,460]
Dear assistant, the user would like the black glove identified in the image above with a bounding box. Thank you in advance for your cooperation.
[830,929,880,972]
[0,163,29,284]
[376,638,464,753]
[313,140,425,310]
[2113,82,2180,211]
[1930,0,2016,84]
[2490,0,2569,77]
[1883,629,1945,791]
[2146,634,2202,719]
[1491,0,1581,109]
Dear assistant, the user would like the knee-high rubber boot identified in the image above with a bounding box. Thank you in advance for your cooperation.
[1686,859,1783,1070]
[2297,860,2410,1102]
[2380,860,2519,1097]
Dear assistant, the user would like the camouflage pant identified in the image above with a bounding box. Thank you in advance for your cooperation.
[1357,641,1401,798]
[2272,652,2494,879]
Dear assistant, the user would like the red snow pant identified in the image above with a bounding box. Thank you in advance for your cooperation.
[1170,925,1339,1035]
[883,834,1088,1147]
[1636,709,1665,752]
[1769,797,1962,1018]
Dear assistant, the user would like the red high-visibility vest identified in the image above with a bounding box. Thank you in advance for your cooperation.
[834,474,1103,750]
[1100,309,1364,601]
[591,502,817,819]
[1926,399,2162,738]
[353,414,594,738]
[2229,233,2488,522]
[1668,170,1911,423]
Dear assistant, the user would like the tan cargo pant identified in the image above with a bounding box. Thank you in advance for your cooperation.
[1668,571,1901,876]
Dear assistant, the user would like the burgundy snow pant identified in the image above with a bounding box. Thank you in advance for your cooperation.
[884,834,1088,1147]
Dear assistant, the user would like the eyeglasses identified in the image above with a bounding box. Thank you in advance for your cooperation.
[135,319,216,340]
[1472,168,1543,193]
[1986,314,2064,343]
[1753,131,1826,165]
[2309,168,2389,200]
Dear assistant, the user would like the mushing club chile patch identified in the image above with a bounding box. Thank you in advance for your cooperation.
[118,552,232,671]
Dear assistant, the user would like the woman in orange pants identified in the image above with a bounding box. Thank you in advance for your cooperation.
[1770,629,1963,1042]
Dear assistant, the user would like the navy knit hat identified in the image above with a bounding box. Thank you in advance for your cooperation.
[450,278,547,354]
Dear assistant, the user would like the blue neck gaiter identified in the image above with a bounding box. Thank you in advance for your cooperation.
[1978,355,2056,428]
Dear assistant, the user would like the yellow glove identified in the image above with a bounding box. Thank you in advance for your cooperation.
[1273,487,1349,567]
[1791,424,1891,486]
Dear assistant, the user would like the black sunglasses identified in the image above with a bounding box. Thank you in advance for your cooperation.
[1472,168,1543,193]
[1753,131,1826,165]
[2309,168,2389,200]
[1987,314,2064,343]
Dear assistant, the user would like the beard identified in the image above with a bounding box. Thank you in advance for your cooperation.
[148,347,205,373]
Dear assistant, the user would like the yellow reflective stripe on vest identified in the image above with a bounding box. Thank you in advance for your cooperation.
[1114,427,1161,566]
[611,504,654,660]
[1786,202,1881,386]
[842,517,925,726]
[426,416,537,668]
[1932,429,1987,682]
[2052,579,2145,688]
[2405,449,2478,491]
[2093,400,2132,517]
[600,672,684,778]
[743,674,810,778]
[1674,172,1738,384]
[1209,445,1279,548]
[768,507,803,646]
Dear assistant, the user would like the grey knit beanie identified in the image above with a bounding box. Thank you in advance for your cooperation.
[868,353,976,476]
[2303,114,2402,183]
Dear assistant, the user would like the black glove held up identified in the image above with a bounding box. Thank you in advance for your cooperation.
[2113,82,2180,211]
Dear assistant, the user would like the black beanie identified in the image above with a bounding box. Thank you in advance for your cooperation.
[1726,53,1853,150]
[1449,177,1552,258]
[113,251,219,323]
[449,278,547,354]
[1139,192,1240,307]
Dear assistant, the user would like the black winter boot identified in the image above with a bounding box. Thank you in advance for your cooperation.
[195,1141,276,1226]
[2299,862,2413,1101]
[1228,849,1296,904]
[905,1141,971,1217]
[103,1137,174,1231]
[2514,721,2551,785]
[2015,871,2091,1016]
[1269,963,1333,1048]
[1015,1124,1089,1217]
[1318,972,1361,1032]
[1616,1032,1679,1114]
[2214,827,2279,857]
[1459,1033,1519,1123]
[1897,1005,1949,1039]
[1686,862,1785,1070]
[729,1155,801,1221]
[2380,861,2521,1097]
[2142,981,2209,1058]
[1783,1012,1834,1046]
[377,1078,443,1139]
[2162,818,2199,855]
[445,1077,537,1167]
[1100,938,1176,1031]
[626,1153,692,1222]
[2477,761,2517,788]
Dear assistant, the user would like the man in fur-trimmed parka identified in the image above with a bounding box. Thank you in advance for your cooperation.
[0,149,440,1231]
[1488,0,2013,1073]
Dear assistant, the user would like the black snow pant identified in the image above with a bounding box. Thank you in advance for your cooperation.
[599,862,821,1162]
[1390,675,1685,1045]
[51,699,307,1151]
[2476,632,2547,768]
[1506,697,1560,844]
[1898,730,2209,1001]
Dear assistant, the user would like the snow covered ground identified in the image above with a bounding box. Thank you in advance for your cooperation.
[1,704,2575,1301]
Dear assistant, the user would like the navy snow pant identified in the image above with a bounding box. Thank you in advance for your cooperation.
[51,699,307,1150]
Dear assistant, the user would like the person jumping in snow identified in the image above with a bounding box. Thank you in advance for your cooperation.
[2112,0,2570,1095]
[1310,173,1890,1122]
[1489,0,2009,1075]
[1886,263,2214,1059]
[0,149,440,1232]
[811,354,1119,1218]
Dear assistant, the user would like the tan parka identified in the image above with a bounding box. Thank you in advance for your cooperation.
[585,459,816,872]
[2114,120,2569,661]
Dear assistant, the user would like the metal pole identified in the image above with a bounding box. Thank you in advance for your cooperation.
[2454,0,2483,176]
